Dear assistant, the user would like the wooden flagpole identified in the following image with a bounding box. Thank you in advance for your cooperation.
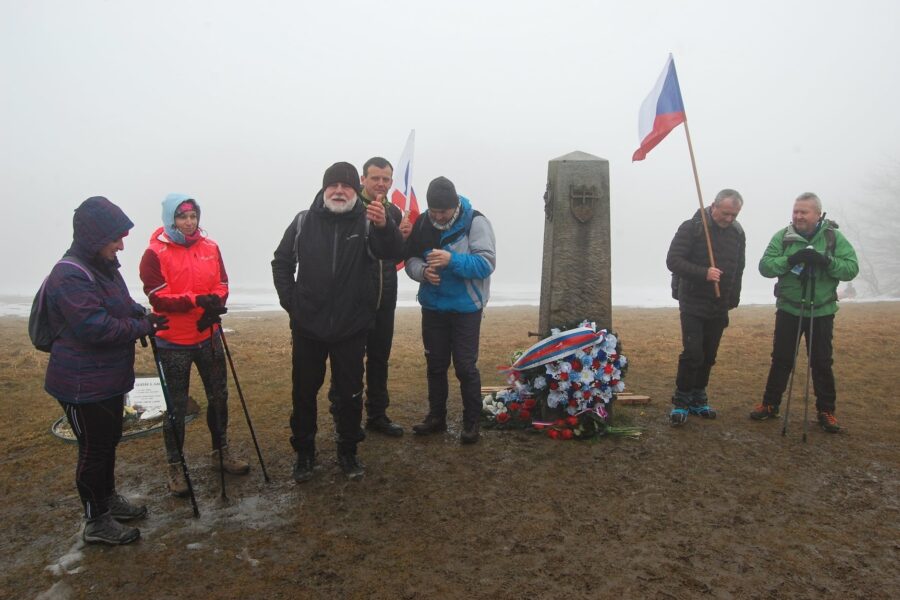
[682,117,720,298]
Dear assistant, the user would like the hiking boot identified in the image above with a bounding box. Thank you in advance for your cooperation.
[337,452,365,481]
[750,403,780,421]
[211,446,250,475]
[366,416,404,437]
[167,463,190,497]
[83,512,140,546]
[460,422,480,444]
[817,411,840,433]
[688,389,716,418]
[107,493,147,521]
[412,414,447,435]
[670,407,689,426]
[688,404,717,419]
[292,453,316,483]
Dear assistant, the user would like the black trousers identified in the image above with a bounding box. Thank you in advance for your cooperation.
[291,330,367,455]
[363,301,396,419]
[763,310,836,413]
[675,312,729,395]
[421,308,483,427]
[158,337,229,464]
[59,395,124,519]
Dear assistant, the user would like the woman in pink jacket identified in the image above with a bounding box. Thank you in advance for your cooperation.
[140,193,249,497]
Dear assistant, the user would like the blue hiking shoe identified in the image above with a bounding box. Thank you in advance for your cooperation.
[688,404,717,419]
[688,388,716,418]
[670,407,689,426]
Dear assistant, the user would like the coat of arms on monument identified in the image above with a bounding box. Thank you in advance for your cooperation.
[569,184,598,223]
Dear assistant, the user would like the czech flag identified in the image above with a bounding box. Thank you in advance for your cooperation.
[389,129,420,224]
[632,54,686,161]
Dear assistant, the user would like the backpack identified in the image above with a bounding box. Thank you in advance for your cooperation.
[670,218,744,300]
[781,226,835,255]
[28,257,94,352]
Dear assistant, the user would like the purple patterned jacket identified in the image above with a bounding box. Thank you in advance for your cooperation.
[44,197,153,404]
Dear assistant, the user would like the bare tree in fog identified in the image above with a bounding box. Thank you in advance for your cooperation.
[838,160,900,297]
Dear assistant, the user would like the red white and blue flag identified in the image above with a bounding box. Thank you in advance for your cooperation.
[389,129,420,224]
[632,54,686,161]
[509,327,603,372]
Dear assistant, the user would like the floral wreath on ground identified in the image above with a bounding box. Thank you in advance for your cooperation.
[482,319,641,441]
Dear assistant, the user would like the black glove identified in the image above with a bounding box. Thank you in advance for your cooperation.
[196,294,223,309]
[788,247,828,267]
[147,313,170,336]
[197,306,227,332]
[807,250,831,267]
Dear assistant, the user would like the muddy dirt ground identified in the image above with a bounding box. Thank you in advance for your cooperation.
[1,303,898,599]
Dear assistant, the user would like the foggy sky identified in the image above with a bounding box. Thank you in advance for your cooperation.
[2,0,898,303]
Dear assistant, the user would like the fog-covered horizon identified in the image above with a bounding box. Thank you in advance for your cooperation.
[3,1,898,303]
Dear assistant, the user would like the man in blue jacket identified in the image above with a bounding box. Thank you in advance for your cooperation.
[405,176,496,443]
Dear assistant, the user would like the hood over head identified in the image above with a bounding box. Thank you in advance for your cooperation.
[70,196,134,262]
[161,193,200,245]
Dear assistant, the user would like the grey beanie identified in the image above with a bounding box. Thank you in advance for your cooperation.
[426,176,459,209]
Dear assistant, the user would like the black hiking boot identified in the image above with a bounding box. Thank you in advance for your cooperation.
[107,493,147,521]
[412,414,447,435]
[366,415,404,437]
[750,403,780,421]
[460,422,480,444]
[817,411,840,433]
[83,512,140,545]
[337,451,365,481]
[292,453,316,484]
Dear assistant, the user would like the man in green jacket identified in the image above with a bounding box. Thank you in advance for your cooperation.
[751,192,859,432]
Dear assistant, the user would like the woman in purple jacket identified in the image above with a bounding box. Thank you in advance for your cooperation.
[44,197,168,545]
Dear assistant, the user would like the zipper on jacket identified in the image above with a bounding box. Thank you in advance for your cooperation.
[330,225,339,332]
[376,260,383,310]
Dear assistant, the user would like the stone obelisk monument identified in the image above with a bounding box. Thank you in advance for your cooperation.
[539,151,612,334]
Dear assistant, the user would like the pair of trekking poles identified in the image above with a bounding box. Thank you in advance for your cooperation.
[781,263,818,443]
[145,319,269,517]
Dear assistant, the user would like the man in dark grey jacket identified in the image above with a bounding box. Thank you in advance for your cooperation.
[272,162,403,482]
[666,189,745,426]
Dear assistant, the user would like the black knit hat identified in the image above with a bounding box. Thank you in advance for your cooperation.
[322,162,361,193]
[426,176,459,209]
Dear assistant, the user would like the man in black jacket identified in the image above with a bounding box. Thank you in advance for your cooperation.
[666,189,745,426]
[272,162,403,481]
[328,157,411,437]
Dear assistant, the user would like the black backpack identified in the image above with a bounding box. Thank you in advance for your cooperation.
[29,257,94,352]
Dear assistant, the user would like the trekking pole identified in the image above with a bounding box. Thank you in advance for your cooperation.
[215,323,270,482]
[781,271,810,437]
[206,324,228,501]
[801,266,817,443]
[149,335,201,517]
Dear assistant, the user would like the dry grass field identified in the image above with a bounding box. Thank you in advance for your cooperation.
[1,302,898,599]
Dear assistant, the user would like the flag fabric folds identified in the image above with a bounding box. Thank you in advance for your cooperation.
[632,54,686,161]
[389,129,420,224]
